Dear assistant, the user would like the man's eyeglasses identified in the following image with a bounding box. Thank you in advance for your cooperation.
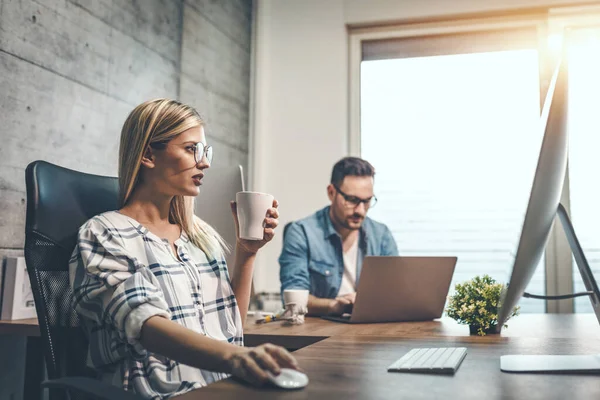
[151,141,213,165]
[333,185,377,209]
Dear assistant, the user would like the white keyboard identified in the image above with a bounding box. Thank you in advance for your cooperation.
[387,347,467,374]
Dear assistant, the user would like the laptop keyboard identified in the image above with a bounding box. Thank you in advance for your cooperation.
[387,347,467,374]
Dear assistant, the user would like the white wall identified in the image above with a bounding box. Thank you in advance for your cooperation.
[252,0,348,292]
[251,0,599,293]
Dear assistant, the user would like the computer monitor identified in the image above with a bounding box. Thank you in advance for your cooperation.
[195,165,244,270]
[497,54,600,373]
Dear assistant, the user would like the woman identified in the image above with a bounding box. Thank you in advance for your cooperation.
[69,99,298,399]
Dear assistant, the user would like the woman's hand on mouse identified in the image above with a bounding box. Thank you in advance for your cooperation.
[226,343,300,386]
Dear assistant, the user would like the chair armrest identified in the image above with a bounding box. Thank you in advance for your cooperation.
[41,377,143,400]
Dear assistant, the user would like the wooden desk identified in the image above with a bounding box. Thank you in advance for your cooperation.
[0,318,40,337]
[8,313,597,343]
[244,314,600,349]
[179,314,600,399]
[3,315,600,399]
[182,335,600,400]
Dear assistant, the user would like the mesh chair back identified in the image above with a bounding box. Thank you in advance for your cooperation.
[24,161,118,381]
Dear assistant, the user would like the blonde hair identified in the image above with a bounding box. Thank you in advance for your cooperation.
[118,98,228,258]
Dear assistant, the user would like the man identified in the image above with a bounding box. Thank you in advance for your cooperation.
[279,157,398,316]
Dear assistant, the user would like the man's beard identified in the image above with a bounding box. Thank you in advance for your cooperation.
[338,213,364,230]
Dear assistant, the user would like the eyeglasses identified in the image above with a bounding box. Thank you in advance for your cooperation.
[150,141,213,165]
[190,142,213,165]
[333,185,377,209]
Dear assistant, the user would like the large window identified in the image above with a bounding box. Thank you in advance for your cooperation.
[567,28,600,313]
[360,32,546,312]
[354,12,600,314]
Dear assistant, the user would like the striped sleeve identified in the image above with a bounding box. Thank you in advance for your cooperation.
[71,218,171,356]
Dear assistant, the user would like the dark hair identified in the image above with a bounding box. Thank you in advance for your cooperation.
[330,157,375,187]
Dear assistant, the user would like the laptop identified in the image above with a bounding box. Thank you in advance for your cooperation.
[322,256,457,324]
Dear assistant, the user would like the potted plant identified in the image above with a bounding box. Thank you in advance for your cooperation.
[445,274,519,336]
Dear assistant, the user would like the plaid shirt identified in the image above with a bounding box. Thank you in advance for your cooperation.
[69,211,243,399]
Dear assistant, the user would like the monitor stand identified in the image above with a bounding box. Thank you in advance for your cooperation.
[501,203,600,373]
[501,354,600,373]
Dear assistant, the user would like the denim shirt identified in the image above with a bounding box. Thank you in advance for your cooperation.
[279,206,399,299]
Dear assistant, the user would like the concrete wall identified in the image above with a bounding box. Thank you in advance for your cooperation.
[181,0,252,172]
[0,1,252,399]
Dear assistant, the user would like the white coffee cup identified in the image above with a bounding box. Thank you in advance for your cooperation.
[282,289,309,325]
[283,289,309,310]
[236,191,275,240]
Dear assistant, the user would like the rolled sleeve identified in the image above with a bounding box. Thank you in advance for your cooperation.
[71,220,171,356]
[124,302,170,354]
[278,222,310,294]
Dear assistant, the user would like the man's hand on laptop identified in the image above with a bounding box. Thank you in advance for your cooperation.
[327,292,356,316]
[340,292,356,302]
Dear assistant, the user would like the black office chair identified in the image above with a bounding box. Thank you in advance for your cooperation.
[24,160,141,400]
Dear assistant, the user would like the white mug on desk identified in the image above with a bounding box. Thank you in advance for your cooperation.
[282,289,309,325]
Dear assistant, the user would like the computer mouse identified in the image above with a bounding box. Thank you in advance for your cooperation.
[266,368,309,389]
